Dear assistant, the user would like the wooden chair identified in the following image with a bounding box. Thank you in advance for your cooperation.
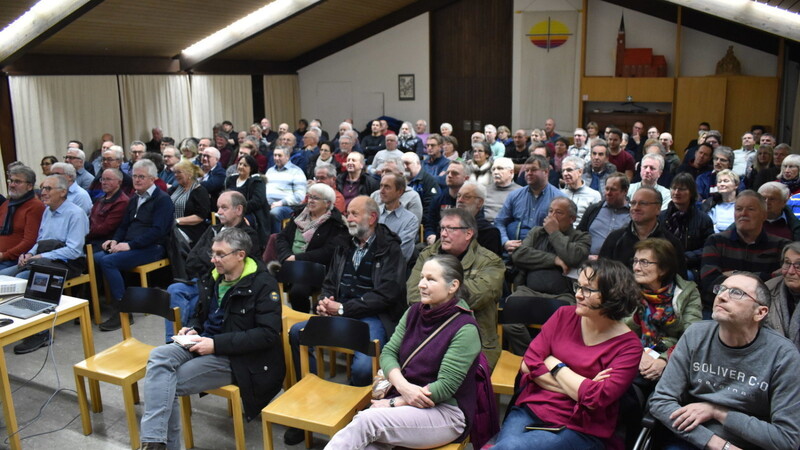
[129,258,170,287]
[180,384,245,450]
[282,307,314,389]
[64,243,101,324]
[74,287,180,450]
[275,260,327,310]
[492,296,568,397]
[261,316,381,450]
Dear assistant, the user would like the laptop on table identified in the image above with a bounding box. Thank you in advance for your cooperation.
[0,265,67,319]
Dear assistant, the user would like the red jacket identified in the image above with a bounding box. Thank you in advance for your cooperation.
[0,197,45,261]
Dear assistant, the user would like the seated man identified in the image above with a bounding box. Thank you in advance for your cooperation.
[65,147,94,190]
[627,153,671,210]
[407,208,504,369]
[0,165,44,271]
[424,160,469,245]
[376,171,419,263]
[139,228,284,449]
[266,146,307,233]
[49,162,92,215]
[402,152,439,214]
[95,160,174,332]
[288,195,406,385]
[505,197,591,355]
[701,190,789,313]
[484,157,522,224]
[758,181,800,241]
[164,191,260,342]
[650,272,800,450]
[600,186,685,276]
[560,155,600,223]
[86,168,129,248]
[577,172,631,256]
[199,147,227,206]
[369,157,423,221]
[455,181,502,255]
[367,133,404,176]
[766,242,800,350]
[496,154,565,254]
[337,151,379,208]
[3,174,88,354]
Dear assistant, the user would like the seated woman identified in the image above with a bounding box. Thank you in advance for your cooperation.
[224,154,269,246]
[275,183,347,312]
[178,138,199,165]
[467,141,492,185]
[627,238,702,382]
[306,141,340,179]
[766,241,800,350]
[701,169,738,233]
[325,254,481,449]
[745,144,778,190]
[493,258,641,449]
[659,173,714,281]
[169,161,210,245]
[779,154,800,195]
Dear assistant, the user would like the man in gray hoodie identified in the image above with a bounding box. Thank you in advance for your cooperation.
[650,271,800,450]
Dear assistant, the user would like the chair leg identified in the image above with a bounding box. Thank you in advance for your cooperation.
[229,394,245,450]
[122,384,140,450]
[139,271,148,288]
[89,278,101,325]
[132,381,140,404]
[262,420,274,450]
[180,396,194,449]
[226,398,234,417]
[74,372,93,435]
[329,350,337,377]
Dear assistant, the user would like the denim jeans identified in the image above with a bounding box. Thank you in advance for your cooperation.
[0,260,17,274]
[165,280,200,342]
[493,406,604,450]
[269,206,293,234]
[93,245,165,300]
[289,315,386,387]
[139,343,232,449]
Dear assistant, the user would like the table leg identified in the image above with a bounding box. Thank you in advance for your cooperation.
[79,304,102,411]
[0,351,22,449]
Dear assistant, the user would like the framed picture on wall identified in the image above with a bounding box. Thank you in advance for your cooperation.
[399,74,415,101]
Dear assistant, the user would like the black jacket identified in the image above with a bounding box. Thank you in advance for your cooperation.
[190,260,284,420]
[659,202,714,270]
[336,171,380,198]
[182,221,261,279]
[224,175,270,249]
[321,224,407,336]
[599,221,687,276]
[276,207,348,265]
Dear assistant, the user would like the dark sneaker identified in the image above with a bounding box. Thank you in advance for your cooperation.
[140,442,166,450]
[14,332,50,354]
[99,313,133,332]
[283,427,305,445]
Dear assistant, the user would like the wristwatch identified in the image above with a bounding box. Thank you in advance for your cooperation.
[338,304,344,316]
[389,398,396,407]
[550,362,568,377]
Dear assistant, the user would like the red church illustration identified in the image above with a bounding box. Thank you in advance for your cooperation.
[615,16,667,77]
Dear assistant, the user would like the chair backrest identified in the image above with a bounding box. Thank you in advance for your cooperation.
[298,316,380,377]
[499,295,569,327]
[276,260,327,289]
[119,287,182,338]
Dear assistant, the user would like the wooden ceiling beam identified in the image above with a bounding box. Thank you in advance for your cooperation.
[289,0,459,70]
[178,0,324,72]
[0,0,106,68]
[3,54,180,75]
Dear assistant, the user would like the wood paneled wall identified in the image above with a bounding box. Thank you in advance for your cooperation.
[430,0,513,147]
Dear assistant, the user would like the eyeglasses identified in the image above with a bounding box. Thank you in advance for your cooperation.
[307,195,326,202]
[629,200,660,207]
[632,258,658,268]
[64,155,79,160]
[201,154,212,159]
[131,174,149,180]
[440,226,468,234]
[713,284,758,303]
[100,177,119,182]
[573,282,600,297]
[782,260,800,272]
[455,194,477,201]
[208,250,239,261]
[40,186,57,192]
[131,150,144,155]
[7,179,29,185]
[562,167,577,173]
[102,157,119,162]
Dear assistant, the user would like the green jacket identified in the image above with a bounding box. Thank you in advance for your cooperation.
[624,275,703,359]
[407,239,505,368]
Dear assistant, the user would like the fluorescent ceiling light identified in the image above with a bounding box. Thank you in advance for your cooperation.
[181,0,322,65]
[0,0,93,63]
[663,0,800,43]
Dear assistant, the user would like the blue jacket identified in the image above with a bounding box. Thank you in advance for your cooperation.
[422,155,450,188]
[113,187,174,249]
[200,163,226,197]
[494,184,566,244]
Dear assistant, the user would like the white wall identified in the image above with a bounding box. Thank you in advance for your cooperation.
[584,0,777,77]
[585,0,678,77]
[680,27,776,76]
[297,13,430,132]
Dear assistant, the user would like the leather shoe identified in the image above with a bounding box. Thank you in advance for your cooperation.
[283,427,305,445]
[99,313,133,332]
[140,442,166,450]
[14,332,50,354]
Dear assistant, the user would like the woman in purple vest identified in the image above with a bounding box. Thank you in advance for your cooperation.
[494,258,642,449]
[325,254,481,448]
